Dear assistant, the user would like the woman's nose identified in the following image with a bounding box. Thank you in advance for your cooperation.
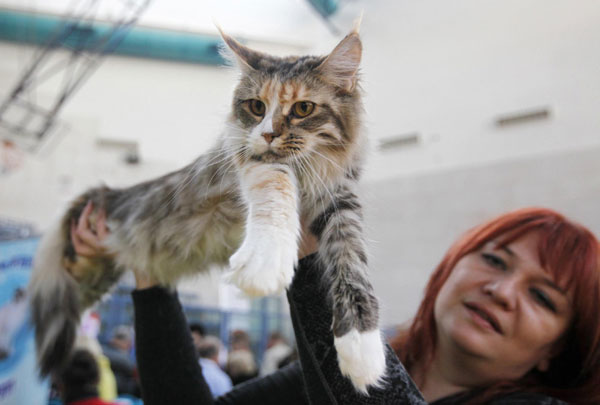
[482,276,518,311]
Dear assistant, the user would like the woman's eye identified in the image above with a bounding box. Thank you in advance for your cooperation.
[482,253,507,271]
[530,288,557,312]
[248,99,265,116]
[292,101,315,118]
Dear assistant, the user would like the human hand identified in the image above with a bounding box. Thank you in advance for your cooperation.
[70,200,111,259]
[71,200,158,290]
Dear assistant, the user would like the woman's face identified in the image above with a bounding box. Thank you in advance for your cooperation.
[434,231,573,382]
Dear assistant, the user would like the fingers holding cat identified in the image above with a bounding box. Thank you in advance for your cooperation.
[70,200,158,289]
[70,201,110,258]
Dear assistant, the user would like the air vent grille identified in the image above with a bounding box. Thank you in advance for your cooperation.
[379,132,420,151]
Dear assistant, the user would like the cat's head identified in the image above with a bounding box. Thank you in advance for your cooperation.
[222,29,365,181]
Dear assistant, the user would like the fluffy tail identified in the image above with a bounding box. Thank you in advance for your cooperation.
[28,220,81,377]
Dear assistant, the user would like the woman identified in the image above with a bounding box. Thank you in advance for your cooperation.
[71,206,600,404]
[391,208,600,403]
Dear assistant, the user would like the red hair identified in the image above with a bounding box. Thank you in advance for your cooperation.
[390,207,600,403]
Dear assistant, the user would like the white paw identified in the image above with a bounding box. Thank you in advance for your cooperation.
[226,230,297,296]
[334,328,387,394]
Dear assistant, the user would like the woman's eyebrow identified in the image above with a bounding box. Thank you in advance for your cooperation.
[500,245,515,256]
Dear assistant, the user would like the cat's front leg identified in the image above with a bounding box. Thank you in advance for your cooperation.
[310,188,387,394]
[227,162,300,296]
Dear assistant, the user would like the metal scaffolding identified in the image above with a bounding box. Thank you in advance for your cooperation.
[0,0,151,152]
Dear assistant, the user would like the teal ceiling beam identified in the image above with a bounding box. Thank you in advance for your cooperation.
[307,0,339,18]
[0,8,225,65]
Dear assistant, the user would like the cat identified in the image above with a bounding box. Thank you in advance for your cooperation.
[28,27,386,393]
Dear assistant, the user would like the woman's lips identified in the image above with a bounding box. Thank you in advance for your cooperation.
[464,302,503,334]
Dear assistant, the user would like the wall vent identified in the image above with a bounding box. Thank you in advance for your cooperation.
[379,132,420,151]
[495,107,551,127]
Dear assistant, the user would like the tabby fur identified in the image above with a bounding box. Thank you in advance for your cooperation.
[28,28,386,393]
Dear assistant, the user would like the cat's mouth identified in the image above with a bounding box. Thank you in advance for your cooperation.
[251,150,285,163]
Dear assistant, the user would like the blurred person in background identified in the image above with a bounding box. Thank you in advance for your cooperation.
[189,322,206,356]
[197,335,233,397]
[226,330,258,385]
[56,348,119,405]
[102,325,139,396]
[76,312,118,401]
[229,329,251,351]
[259,331,293,376]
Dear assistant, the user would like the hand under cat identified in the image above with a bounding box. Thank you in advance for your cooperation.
[71,201,157,290]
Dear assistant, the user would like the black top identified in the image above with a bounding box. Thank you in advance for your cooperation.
[132,254,567,404]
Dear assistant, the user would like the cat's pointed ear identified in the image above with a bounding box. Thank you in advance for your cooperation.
[318,30,362,93]
[217,26,263,71]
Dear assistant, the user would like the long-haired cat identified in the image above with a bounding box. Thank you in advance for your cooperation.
[28,27,386,393]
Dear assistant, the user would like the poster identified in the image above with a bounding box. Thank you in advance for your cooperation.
[0,237,49,405]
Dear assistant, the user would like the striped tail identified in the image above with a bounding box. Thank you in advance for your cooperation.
[28,220,81,377]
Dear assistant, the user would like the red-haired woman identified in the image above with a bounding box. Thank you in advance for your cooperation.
[389,207,600,403]
[71,207,600,404]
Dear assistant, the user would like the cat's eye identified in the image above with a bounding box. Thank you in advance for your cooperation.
[292,101,315,118]
[248,99,266,116]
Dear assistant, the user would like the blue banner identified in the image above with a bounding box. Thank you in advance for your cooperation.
[0,238,49,405]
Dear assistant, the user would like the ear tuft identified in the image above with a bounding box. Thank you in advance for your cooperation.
[216,26,262,71]
[318,32,362,93]
[351,11,363,35]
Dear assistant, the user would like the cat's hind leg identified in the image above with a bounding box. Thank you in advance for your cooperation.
[311,191,387,394]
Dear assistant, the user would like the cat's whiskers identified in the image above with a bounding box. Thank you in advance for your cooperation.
[296,152,331,217]
[164,137,244,204]
[205,141,245,166]
[309,148,345,175]
[320,137,346,149]
[291,151,325,216]
[206,151,236,189]
[217,158,238,194]
[166,163,198,208]
[305,152,338,213]
[213,143,249,193]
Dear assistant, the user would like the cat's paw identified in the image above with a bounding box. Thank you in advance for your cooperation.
[334,328,387,395]
[226,230,297,296]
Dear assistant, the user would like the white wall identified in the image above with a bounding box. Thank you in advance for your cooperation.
[360,0,600,181]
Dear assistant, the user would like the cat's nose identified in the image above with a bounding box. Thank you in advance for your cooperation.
[262,132,281,144]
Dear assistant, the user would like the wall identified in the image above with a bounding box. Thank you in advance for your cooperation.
[361,0,600,181]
